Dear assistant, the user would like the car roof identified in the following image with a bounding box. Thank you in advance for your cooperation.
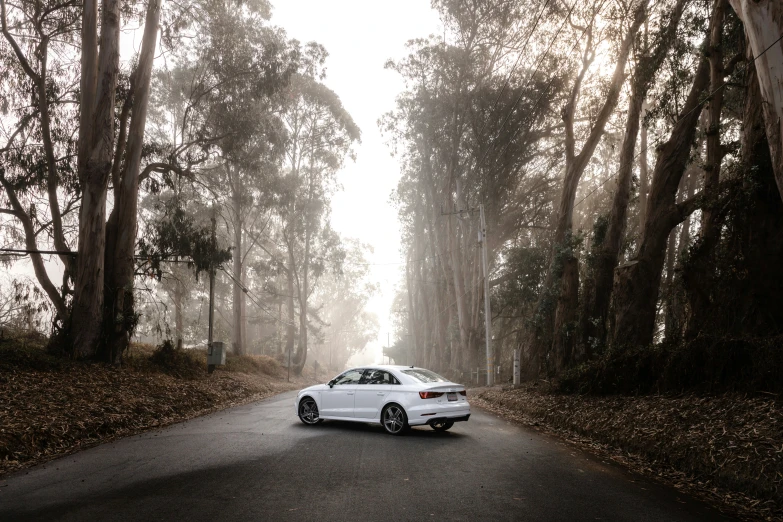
[357,364,419,370]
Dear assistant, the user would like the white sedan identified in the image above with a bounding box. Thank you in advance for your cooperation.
[295,365,470,435]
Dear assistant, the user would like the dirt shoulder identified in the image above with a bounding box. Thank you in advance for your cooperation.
[472,385,782,522]
[0,339,315,477]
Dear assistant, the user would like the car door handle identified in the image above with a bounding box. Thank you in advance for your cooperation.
[376,392,385,396]
[347,392,354,395]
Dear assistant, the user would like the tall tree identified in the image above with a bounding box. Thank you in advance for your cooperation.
[278,47,359,374]
[580,0,688,352]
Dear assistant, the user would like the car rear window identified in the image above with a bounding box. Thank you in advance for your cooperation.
[402,369,448,383]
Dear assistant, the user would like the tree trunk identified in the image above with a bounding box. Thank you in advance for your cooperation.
[612,57,710,348]
[729,0,783,201]
[175,277,184,344]
[231,165,245,356]
[580,0,687,353]
[683,0,728,339]
[543,3,646,373]
[639,107,649,227]
[104,0,160,363]
[293,225,311,375]
[71,0,122,358]
[285,266,295,367]
[77,0,97,180]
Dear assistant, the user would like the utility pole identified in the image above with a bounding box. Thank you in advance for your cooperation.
[479,204,493,386]
[207,205,216,374]
[441,204,494,386]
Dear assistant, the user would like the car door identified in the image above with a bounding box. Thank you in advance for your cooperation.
[320,369,363,418]
[353,369,396,419]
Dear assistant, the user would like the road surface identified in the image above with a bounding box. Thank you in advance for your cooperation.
[0,391,734,521]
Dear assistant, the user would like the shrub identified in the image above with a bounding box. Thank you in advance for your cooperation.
[149,340,204,379]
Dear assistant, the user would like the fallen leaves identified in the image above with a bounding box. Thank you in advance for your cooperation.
[0,356,305,477]
[473,386,783,521]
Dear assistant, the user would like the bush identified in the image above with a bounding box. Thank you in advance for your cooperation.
[148,340,204,379]
[559,335,783,395]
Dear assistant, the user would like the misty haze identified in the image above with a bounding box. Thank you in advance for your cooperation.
[1,0,782,520]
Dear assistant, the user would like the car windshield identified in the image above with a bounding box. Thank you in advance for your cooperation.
[402,368,448,383]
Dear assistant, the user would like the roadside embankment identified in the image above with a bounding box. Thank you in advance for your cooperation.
[473,385,782,521]
[0,336,313,476]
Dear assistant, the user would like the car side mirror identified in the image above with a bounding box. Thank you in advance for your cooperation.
[328,380,335,388]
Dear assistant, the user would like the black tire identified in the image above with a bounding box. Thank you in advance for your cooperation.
[298,397,322,425]
[430,420,454,432]
[381,404,408,435]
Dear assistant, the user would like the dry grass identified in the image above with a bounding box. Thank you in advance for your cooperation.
[473,385,783,521]
[0,339,312,477]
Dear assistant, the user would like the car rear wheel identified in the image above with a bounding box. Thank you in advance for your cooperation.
[298,397,322,425]
[430,420,454,432]
[382,404,408,435]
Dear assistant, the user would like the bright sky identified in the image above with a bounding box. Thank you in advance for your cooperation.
[271,1,442,365]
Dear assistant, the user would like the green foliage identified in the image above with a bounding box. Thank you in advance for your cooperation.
[137,197,232,277]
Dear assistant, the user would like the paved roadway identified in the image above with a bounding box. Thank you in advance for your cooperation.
[0,391,734,521]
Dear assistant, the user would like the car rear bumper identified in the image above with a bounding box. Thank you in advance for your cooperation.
[424,414,470,426]
[407,404,471,426]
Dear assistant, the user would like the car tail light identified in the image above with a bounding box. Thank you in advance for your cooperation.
[419,391,444,399]
[459,390,467,396]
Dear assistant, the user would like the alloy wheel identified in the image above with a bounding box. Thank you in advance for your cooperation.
[299,398,320,425]
[383,405,406,435]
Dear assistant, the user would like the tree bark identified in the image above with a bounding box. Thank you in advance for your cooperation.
[293,223,310,375]
[77,0,98,181]
[543,3,646,373]
[683,0,728,339]
[639,100,650,228]
[71,0,122,358]
[231,164,245,356]
[729,0,783,201]
[580,0,687,353]
[103,0,160,363]
[612,56,711,347]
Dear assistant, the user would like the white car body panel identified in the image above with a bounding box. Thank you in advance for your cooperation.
[295,365,471,429]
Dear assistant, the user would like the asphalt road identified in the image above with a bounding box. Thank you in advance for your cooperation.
[0,391,734,521]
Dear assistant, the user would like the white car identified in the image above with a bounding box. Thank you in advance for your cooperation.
[295,365,470,435]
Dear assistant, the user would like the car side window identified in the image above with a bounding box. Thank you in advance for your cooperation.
[334,369,363,385]
[361,370,400,385]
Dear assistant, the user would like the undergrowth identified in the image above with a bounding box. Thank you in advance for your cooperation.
[560,335,783,395]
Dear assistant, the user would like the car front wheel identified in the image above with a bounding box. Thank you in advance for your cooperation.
[298,397,322,425]
[382,404,408,435]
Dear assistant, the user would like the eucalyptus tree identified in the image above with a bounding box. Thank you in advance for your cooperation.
[146,0,298,355]
[310,238,379,372]
[385,0,563,377]
[0,0,163,360]
[1,0,83,322]
[728,0,783,200]
[276,47,360,374]
[579,0,688,352]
